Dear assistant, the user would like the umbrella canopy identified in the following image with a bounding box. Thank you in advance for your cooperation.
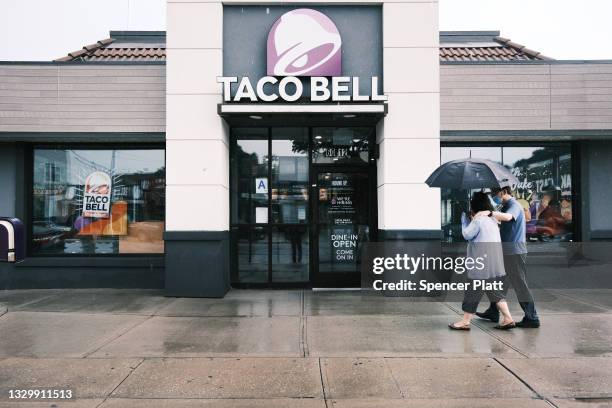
[425,158,518,190]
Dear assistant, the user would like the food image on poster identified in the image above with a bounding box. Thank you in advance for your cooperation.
[83,171,112,218]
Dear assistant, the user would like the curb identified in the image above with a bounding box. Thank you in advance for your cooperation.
[0,304,6,318]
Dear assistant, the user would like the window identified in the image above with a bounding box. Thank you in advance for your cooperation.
[271,128,309,282]
[230,126,375,284]
[230,128,269,225]
[32,148,165,255]
[230,127,311,283]
[271,128,309,224]
[441,145,574,243]
[312,127,371,164]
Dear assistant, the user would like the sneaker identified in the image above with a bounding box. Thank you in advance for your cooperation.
[475,310,499,323]
[516,319,541,328]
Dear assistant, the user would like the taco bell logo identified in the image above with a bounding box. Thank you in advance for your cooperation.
[267,8,342,77]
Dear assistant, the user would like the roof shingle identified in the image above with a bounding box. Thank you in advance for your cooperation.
[55,30,552,63]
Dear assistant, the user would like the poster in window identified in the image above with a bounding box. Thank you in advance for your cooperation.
[83,171,112,218]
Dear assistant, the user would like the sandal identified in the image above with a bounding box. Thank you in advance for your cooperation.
[448,322,471,331]
[494,321,516,330]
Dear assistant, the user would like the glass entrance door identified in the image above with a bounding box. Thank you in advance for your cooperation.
[230,126,375,287]
[313,169,371,287]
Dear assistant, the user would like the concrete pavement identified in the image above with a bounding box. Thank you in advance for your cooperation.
[0,288,611,407]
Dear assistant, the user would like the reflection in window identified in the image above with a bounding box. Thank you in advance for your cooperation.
[504,147,573,242]
[233,226,269,283]
[441,146,573,243]
[32,148,165,255]
[312,128,371,164]
[231,128,269,224]
[272,225,309,282]
[272,128,309,224]
[441,147,501,164]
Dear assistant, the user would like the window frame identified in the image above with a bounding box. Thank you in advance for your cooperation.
[28,143,166,258]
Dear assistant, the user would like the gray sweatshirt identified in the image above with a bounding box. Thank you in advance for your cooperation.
[461,213,506,280]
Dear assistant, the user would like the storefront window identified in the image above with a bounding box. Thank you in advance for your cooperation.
[312,127,371,164]
[231,127,310,283]
[231,128,269,225]
[441,145,573,243]
[234,225,269,283]
[271,128,309,224]
[272,225,309,282]
[231,126,374,284]
[32,148,165,255]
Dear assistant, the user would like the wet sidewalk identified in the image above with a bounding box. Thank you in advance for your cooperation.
[0,288,611,407]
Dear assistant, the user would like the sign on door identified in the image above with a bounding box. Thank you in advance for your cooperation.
[255,178,268,194]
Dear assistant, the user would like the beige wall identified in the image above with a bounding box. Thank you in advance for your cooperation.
[377,0,441,231]
[441,63,612,131]
[165,0,227,232]
[2,63,612,135]
[0,64,165,133]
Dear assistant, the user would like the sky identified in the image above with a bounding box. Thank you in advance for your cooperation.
[0,0,611,61]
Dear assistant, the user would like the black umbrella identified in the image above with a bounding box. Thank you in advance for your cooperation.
[425,158,518,189]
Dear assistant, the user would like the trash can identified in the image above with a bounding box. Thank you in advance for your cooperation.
[0,217,25,263]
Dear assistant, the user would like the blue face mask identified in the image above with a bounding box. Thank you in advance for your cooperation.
[493,196,503,205]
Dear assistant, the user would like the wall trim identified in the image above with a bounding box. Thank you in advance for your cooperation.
[15,257,164,268]
[591,230,612,240]
[164,231,229,241]
[0,133,165,143]
[441,130,612,142]
[378,229,442,241]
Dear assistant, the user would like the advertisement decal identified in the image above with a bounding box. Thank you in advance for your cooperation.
[82,171,112,218]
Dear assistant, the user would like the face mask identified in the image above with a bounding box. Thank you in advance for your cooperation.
[493,196,503,205]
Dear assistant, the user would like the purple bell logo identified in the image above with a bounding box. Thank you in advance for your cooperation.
[267,8,342,77]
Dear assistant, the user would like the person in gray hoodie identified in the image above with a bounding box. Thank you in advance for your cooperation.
[449,192,516,331]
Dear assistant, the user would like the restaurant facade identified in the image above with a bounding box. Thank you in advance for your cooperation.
[1,0,611,296]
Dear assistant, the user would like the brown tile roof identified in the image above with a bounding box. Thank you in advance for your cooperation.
[55,30,552,63]
[440,37,552,62]
[55,31,166,62]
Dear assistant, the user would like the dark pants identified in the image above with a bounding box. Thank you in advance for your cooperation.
[484,253,539,321]
[462,278,505,314]
[290,235,302,263]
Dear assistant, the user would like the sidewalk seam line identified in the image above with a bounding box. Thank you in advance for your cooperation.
[471,320,531,358]
[151,297,179,316]
[493,357,558,408]
[548,289,611,312]
[444,302,531,358]
[11,291,68,311]
[384,357,406,399]
[82,315,155,358]
[318,358,329,408]
[96,357,145,408]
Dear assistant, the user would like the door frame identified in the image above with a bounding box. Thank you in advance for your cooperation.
[229,125,378,288]
[310,165,378,287]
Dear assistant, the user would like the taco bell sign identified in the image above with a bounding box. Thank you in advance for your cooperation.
[218,8,387,103]
[267,8,341,76]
